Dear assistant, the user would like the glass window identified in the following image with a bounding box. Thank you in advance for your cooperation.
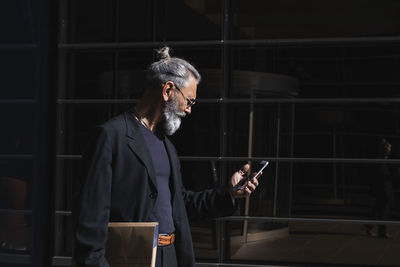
[231,0,400,40]
[225,102,398,159]
[118,0,154,42]
[54,214,73,257]
[55,0,400,265]
[57,103,129,155]
[67,0,155,43]
[230,45,400,98]
[0,1,38,44]
[229,102,400,159]
[170,103,220,157]
[0,160,34,210]
[292,103,400,158]
[164,0,222,41]
[117,49,156,99]
[172,47,223,99]
[55,159,80,211]
[181,160,222,191]
[0,104,35,154]
[226,104,250,157]
[226,219,400,265]
[67,0,114,43]
[0,51,36,99]
[0,211,31,253]
[65,51,114,99]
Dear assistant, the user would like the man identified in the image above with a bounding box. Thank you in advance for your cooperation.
[73,47,260,267]
[364,138,395,238]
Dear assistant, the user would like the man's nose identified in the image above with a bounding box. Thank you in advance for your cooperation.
[184,105,192,115]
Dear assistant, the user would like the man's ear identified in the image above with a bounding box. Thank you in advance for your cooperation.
[162,81,174,102]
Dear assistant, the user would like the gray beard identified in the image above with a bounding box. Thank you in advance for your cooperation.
[163,96,186,136]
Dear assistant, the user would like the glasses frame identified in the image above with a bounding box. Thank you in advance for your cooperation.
[173,83,196,107]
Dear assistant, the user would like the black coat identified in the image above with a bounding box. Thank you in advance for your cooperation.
[73,112,236,267]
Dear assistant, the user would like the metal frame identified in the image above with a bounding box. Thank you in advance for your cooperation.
[56,98,400,104]
[55,155,400,165]
[57,36,400,49]
[53,0,400,266]
[0,254,32,265]
[218,216,400,226]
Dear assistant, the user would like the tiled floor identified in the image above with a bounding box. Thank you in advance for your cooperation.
[229,223,400,266]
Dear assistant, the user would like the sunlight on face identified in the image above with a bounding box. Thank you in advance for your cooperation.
[163,94,186,136]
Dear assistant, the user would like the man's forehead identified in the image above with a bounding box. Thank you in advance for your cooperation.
[183,76,197,97]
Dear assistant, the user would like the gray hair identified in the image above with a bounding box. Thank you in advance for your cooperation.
[146,46,201,90]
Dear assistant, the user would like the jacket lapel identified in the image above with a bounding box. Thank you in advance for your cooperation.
[124,112,158,191]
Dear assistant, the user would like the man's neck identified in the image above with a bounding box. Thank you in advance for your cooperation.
[135,93,163,132]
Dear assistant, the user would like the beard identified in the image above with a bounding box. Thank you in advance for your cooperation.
[163,95,186,136]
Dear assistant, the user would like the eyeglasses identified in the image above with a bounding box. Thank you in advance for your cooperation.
[173,83,196,107]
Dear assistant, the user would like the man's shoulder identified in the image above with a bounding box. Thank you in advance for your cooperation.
[97,112,128,136]
[101,113,127,128]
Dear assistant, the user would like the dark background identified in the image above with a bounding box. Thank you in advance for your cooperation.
[1,0,400,266]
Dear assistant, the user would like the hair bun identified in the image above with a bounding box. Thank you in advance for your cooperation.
[156,46,171,61]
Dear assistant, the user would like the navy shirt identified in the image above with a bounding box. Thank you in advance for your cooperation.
[139,124,175,234]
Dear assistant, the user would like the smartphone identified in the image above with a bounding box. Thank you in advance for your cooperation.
[253,160,269,179]
[235,160,269,191]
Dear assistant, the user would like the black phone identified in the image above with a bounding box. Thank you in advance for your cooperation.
[235,160,268,191]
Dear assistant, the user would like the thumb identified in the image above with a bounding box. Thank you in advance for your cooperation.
[239,163,250,175]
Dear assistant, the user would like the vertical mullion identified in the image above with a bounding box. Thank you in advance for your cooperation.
[219,0,231,263]
[35,0,51,265]
[113,0,120,114]
[288,103,296,217]
[163,0,167,42]
[273,104,281,217]
[32,0,40,260]
[54,0,68,257]
[152,0,157,42]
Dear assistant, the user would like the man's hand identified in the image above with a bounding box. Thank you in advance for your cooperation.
[229,163,260,199]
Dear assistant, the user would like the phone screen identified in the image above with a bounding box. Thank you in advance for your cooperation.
[254,160,269,179]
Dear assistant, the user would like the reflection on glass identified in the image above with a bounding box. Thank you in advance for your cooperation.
[68,0,113,43]
[0,1,37,44]
[186,161,221,261]
[170,104,220,157]
[58,104,129,155]
[66,51,114,99]
[68,1,156,43]
[0,169,31,252]
[225,102,400,159]
[0,105,35,154]
[364,138,397,239]
[231,45,400,98]
[65,48,223,100]
[0,210,29,252]
[0,51,36,99]
[226,104,250,157]
[0,177,27,210]
[191,219,218,261]
[228,220,400,266]
[172,47,222,98]
[164,0,222,41]
[181,161,221,191]
[199,161,400,220]
[231,0,400,39]
[117,50,154,99]
[0,159,33,210]
[118,1,154,42]
[54,214,73,256]
[55,159,80,211]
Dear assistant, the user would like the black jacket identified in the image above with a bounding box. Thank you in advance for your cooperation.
[73,112,236,267]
